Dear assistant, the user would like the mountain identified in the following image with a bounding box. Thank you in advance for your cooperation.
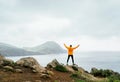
[24,41,66,54]
[0,41,65,56]
[0,43,40,56]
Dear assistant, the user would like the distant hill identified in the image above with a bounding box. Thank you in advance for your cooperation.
[24,41,66,54]
[0,43,40,56]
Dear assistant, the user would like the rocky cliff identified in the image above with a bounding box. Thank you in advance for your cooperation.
[0,55,119,82]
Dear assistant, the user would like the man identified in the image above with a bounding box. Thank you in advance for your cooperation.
[64,43,80,65]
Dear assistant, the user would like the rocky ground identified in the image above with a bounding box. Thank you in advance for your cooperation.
[0,69,73,82]
[0,55,114,82]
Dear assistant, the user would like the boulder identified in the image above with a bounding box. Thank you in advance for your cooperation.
[15,69,23,73]
[47,59,60,68]
[0,55,14,66]
[65,66,75,73]
[40,74,52,79]
[78,67,87,74]
[0,59,4,65]
[47,70,54,76]
[0,55,5,60]
[16,57,46,73]
[91,67,98,74]
[2,59,14,66]
[32,70,38,73]
[3,66,14,72]
[0,55,5,65]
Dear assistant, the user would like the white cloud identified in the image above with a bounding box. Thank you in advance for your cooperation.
[79,36,120,51]
[0,0,120,51]
[24,16,71,31]
[0,0,18,7]
[0,14,71,47]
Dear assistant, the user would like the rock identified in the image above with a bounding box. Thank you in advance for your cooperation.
[16,57,46,73]
[32,64,46,73]
[2,59,14,66]
[72,65,79,71]
[75,67,107,82]
[65,66,75,73]
[40,74,51,79]
[0,55,5,60]
[0,55,5,65]
[65,65,85,73]
[47,59,60,68]
[16,57,38,67]
[0,55,14,66]
[4,66,14,72]
[91,67,98,73]
[64,65,106,82]
[78,67,86,74]
[15,69,23,73]
[32,70,37,73]
[47,70,54,76]
[24,81,31,82]
[0,60,4,65]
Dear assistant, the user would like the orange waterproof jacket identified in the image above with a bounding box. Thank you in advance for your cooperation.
[64,44,79,55]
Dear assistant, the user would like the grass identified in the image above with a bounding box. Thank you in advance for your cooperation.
[74,79,86,82]
[70,73,85,82]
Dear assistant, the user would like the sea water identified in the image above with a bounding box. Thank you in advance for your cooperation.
[7,51,120,73]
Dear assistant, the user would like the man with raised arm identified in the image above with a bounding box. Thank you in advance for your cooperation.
[64,43,80,65]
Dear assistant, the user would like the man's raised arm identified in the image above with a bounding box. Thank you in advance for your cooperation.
[64,43,68,49]
[73,44,80,49]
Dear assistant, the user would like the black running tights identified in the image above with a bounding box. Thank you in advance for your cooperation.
[67,55,74,64]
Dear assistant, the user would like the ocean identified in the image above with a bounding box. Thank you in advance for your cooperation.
[7,51,120,73]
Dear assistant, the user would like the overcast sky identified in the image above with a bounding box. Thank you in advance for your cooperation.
[0,0,120,51]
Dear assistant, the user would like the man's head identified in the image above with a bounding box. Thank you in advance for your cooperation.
[70,45,72,47]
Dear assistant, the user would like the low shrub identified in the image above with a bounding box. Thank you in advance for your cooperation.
[54,65,68,72]
[91,69,113,77]
[91,68,120,82]
[108,75,120,82]
[71,73,79,78]
[71,73,85,82]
